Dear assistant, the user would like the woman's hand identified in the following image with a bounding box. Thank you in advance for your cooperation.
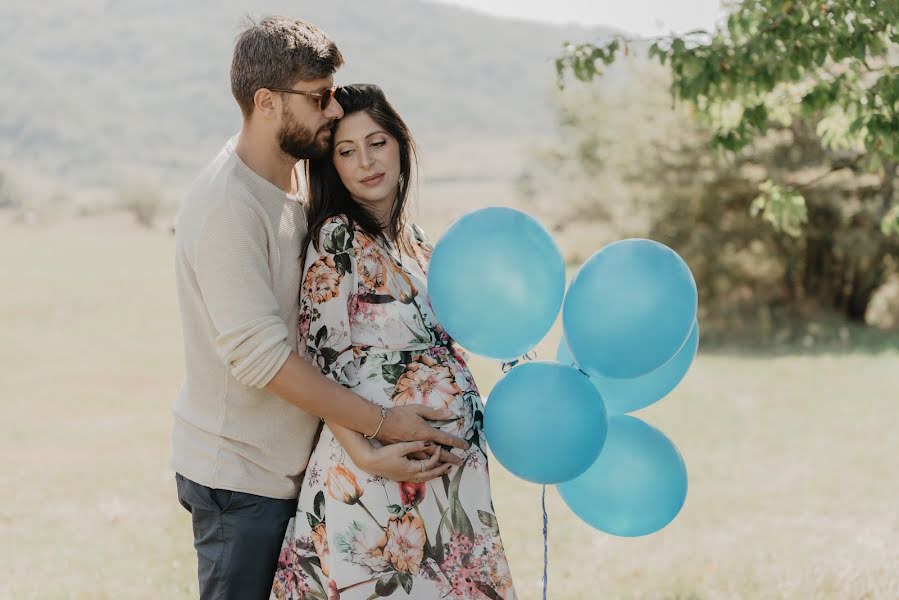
[357,441,453,482]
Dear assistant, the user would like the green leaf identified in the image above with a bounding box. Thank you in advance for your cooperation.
[750,180,808,237]
[881,204,899,236]
[314,491,325,521]
[374,574,399,596]
[398,572,414,594]
[334,252,352,276]
[306,512,321,529]
[387,503,403,515]
[297,556,325,593]
[448,461,475,539]
[478,510,501,537]
[433,508,449,565]
[320,347,341,367]
[381,362,406,385]
[314,325,328,349]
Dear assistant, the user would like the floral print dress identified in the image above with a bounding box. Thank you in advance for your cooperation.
[271,216,517,600]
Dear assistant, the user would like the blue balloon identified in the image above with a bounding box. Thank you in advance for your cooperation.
[557,322,699,414]
[484,361,607,484]
[428,207,565,360]
[563,239,697,378]
[558,414,688,537]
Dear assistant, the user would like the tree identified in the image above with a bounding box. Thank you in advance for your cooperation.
[555,0,899,323]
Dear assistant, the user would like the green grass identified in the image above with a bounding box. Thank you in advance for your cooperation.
[1,215,898,599]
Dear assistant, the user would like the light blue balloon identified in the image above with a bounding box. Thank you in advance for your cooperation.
[484,361,608,484]
[558,414,688,537]
[563,239,697,378]
[557,322,699,414]
[428,207,565,360]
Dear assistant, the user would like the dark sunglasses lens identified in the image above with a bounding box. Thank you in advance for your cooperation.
[320,88,333,110]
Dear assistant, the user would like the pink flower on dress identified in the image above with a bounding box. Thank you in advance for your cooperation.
[298,310,312,347]
[273,539,312,599]
[348,294,380,323]
[383,512,427,575]
[393,355,462,409]
[398,481,426,507]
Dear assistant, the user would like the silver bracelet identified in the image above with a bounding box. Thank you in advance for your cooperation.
[364,406,388,440]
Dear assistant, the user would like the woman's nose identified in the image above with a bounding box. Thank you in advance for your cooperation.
[358,150,374,169]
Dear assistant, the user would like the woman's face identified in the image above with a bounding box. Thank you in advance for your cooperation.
[332,111,401,211]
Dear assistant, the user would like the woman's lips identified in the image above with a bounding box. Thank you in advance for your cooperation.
[360,173,385,187]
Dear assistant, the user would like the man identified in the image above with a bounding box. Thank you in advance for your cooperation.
[172,16,465,599]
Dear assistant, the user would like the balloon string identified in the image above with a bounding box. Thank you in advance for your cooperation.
[542,485,549,600]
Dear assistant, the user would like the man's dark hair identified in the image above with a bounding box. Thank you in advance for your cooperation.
[231,16,344,119]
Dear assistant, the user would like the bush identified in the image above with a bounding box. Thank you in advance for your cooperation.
[119,182,163,228]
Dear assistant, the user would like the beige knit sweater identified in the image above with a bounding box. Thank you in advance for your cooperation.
[171,137,319,499]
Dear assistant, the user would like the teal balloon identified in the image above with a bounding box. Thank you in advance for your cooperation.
[558,415,687,537]
[428,207,565,360]
[557,322,699,414]
[484,361,607,484]
[563,239,697,378]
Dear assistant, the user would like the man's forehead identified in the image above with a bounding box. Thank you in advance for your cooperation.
[295,76,334,89]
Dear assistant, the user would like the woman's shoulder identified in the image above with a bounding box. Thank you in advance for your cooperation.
[315,214,378,252]
[404,222,434,255]
[405,221,430,244]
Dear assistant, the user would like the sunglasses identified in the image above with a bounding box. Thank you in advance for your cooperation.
[267,85,340,111]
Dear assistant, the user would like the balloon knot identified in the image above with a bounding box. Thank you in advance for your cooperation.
[501,351,538,373]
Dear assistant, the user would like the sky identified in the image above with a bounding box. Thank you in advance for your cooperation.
[427,0,728,37]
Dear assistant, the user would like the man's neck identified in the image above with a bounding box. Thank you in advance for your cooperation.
[234,126,299,194]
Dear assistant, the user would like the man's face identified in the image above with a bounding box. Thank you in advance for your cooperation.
[276,77,344,160]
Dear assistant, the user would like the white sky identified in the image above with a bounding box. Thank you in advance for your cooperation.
[426,0,728,37]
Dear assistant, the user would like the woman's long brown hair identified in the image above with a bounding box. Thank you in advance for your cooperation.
[305,83,417,255]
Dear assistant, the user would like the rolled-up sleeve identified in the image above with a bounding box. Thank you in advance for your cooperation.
[194,195,291,388]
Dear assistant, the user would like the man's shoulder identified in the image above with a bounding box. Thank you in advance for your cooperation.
[181,149,263,220]
[176,145,267,252]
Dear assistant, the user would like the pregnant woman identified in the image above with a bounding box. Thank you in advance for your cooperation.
[270,84,517,600]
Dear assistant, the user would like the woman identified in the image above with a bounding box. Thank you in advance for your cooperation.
[270,85,517,600]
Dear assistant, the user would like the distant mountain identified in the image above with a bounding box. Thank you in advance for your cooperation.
[0,0,617,189]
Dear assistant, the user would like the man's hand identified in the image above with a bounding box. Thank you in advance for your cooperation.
[374,405,469,452]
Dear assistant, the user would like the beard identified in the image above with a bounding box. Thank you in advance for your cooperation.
[278,107,332,160]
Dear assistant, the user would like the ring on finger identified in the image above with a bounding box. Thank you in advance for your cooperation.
[419,459,426,473]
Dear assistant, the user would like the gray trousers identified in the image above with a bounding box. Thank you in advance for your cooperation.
[175,473,297,600]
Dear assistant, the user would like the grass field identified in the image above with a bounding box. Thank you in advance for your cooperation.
[1,216,898,599]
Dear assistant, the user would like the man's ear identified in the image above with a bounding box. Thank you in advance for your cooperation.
[253,88,279,120]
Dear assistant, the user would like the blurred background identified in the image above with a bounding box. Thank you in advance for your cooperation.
[1,0,897,598]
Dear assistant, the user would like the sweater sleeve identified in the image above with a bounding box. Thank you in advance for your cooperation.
[194,193,291,388]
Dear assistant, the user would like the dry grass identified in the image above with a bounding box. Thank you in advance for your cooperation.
[1,215,897,599]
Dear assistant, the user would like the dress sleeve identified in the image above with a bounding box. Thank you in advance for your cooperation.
[298,218,359,387]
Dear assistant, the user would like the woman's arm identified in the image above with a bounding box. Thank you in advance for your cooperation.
[327,420,452,482]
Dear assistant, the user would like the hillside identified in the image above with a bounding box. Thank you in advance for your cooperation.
[0,0,617,189]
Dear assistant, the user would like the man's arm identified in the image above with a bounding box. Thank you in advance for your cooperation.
[193,195,466,450]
